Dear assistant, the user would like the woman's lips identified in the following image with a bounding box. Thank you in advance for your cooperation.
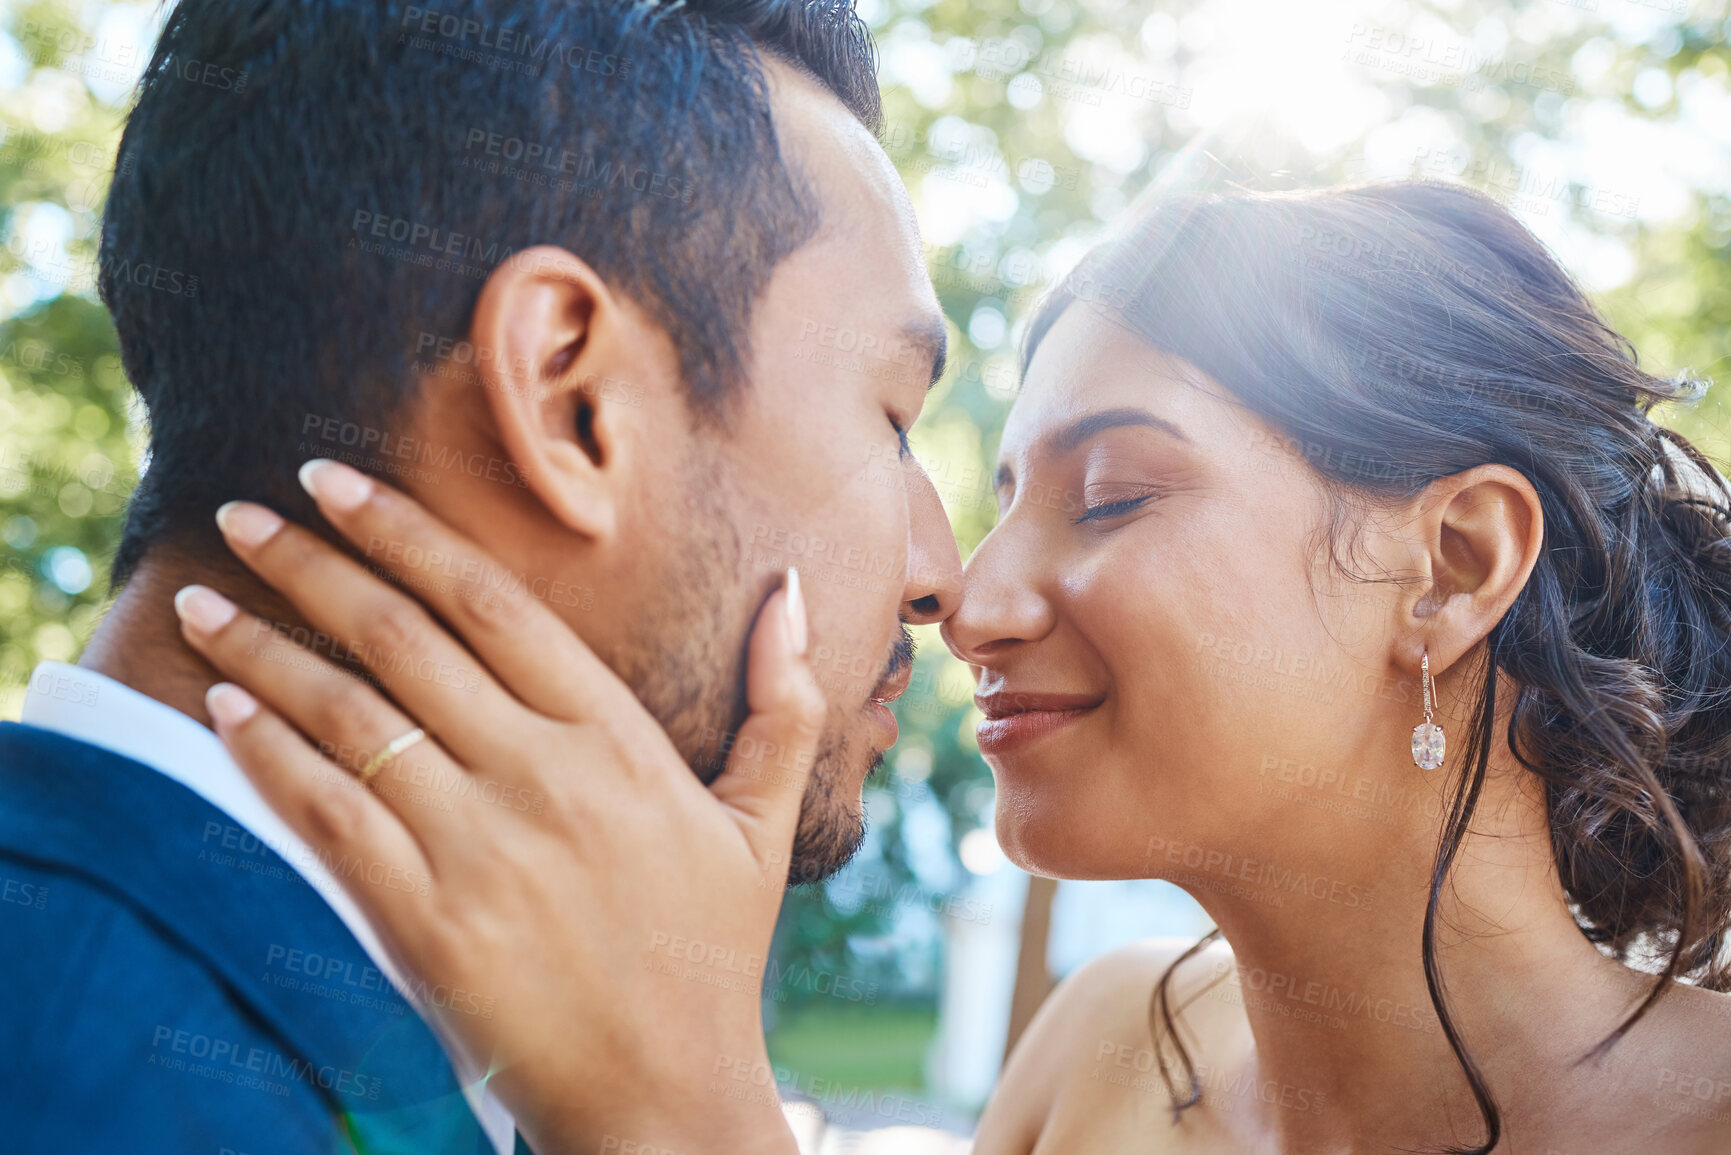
[973,691,1103,756]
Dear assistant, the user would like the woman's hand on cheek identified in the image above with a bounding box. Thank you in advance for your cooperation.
[173,459,821,1155]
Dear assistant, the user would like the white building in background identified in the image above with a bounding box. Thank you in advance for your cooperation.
[1046,876,1214,979]
[926,855,1212,1112]
[926,864,1026,1106]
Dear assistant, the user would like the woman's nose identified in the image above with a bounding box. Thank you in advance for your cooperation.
[940,514,1056,664]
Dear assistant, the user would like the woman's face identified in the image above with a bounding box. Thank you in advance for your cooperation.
[942,302,1421,883]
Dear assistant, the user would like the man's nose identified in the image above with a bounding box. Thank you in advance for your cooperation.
[900,459,963,626]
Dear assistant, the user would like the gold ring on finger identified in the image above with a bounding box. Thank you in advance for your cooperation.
[357,726,427,784]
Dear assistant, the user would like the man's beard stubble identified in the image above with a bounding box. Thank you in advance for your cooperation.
[610,459,909,884]
[769,626,914,885]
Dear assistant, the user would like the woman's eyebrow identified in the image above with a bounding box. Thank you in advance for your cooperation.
[1046,408,1190,456]
[996,408,1189,492]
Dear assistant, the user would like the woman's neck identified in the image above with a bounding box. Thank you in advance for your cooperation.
[1197,751,1660,1152]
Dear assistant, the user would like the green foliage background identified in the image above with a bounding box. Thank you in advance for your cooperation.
[1,0,136,717]
[2,0,1728,1102]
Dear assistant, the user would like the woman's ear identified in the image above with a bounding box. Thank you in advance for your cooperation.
[1398,464,1545,678]
[467,244,637,543]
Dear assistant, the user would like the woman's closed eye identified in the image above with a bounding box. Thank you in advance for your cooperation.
[1072,484,1161,525]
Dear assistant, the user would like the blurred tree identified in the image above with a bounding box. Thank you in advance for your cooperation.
[0,0,133,717]
[3,0,1729,1095]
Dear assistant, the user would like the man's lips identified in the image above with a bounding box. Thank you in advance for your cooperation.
[974,690,1105,719]
[863,659,913,749]
[870,658,914,705]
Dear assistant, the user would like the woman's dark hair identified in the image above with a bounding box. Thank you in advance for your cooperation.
[1023,181,1731,1153]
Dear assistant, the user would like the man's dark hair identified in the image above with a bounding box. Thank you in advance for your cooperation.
[99,0,880,582]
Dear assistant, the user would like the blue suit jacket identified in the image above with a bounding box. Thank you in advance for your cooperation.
[0,722,527,1154]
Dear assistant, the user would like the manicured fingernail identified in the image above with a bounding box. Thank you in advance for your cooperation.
[215,501,283,548]
[785,567,807,657]
[298,459,372,513]
[173,584,237,633]
[206,683,258,727]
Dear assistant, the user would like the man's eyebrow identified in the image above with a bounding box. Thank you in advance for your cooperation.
[1048,407,1189,456]
[901,315,948,389]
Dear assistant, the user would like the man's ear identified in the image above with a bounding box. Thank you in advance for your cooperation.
[1396,463,1545,679]
[468,244,640,543]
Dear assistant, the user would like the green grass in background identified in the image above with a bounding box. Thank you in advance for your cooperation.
[767,1001,939,1091]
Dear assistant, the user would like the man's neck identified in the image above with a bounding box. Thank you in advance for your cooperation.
[79,550,311,729]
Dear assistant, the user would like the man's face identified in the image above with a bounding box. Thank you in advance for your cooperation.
[609,61,959,882]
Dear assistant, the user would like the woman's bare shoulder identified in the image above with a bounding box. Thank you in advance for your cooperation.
[973,935,1243,1155]
[1643,979,1731,1146]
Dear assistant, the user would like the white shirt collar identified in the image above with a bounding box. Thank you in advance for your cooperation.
[21,661,515,1155]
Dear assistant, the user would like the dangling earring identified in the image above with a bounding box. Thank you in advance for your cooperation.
[1411,650,1445,770]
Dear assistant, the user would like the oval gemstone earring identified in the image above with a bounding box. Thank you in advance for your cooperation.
[1411,650,1446,770]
